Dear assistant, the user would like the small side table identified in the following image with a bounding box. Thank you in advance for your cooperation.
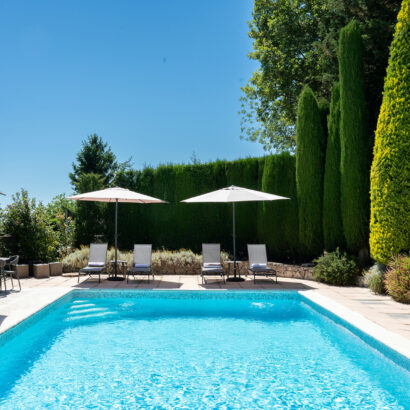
[225,261,246,282]
[108,260,127,281]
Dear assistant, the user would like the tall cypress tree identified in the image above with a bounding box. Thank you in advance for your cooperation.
[323,83,345,251]
[370,0,410,264]
[296,86,326,258]
[339,20,370,255]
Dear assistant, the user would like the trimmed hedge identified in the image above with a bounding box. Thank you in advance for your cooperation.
[339,20,370,253]
[323,83,345,251]
[259,154,299,260]
[370,0,410,264]
[101,155,302,261]
[296,86,326,258]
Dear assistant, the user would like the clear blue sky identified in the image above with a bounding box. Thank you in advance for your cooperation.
[0,0,262,206]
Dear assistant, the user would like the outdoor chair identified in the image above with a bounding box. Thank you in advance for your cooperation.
[127,244,153,283]
[247,244,277,284]
[78,243,108,283]
[0,259,6,293]
[201,243,225,284]
[3,255,21,291]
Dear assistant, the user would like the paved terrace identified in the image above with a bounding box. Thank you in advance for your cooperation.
[1,275,409,359]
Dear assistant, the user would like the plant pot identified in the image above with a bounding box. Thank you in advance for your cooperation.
[49,262,63,276]
[15,264,29,278]
[33,264,50,279]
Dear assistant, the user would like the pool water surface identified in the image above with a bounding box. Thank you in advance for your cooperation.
[0,290,409,408]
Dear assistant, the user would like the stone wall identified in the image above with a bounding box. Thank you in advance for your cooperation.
[152,261,313,280]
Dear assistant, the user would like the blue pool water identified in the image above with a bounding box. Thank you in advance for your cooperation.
[0,291,409,409]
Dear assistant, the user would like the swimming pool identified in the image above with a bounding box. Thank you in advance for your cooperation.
[0,290,409,408]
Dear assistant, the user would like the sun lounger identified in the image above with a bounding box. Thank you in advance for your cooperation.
[127,244,153,282]
[201,243,225,284]
[78,243,108,283]
[247,244,277,284]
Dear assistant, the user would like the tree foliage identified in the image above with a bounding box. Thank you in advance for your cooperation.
[74,173,107,246]
[0,190,56,262]
[69,134,120,188]
[241,0,401,151]
[296,86,326,258]
[339,20,370,254]
[323,83,344,251]
[370,0,410,263]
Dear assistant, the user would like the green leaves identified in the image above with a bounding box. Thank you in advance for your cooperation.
[296,86,326,258]
[241,0,401,152]
[370,0,410,263]
[339,20,370,254]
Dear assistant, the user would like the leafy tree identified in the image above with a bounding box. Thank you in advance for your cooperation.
[0,190,57,262]
[370,0,410,264]
[296,86,326,258]
[339,20,370,255]
[46,194,76,257]
[69,134,119,188]
[323,83,344,251]
[74,173,107,246]
[241,0,401,151]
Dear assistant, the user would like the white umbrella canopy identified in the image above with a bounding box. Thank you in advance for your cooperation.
[67,187,166,204]
[181,185,289,203]
[182,185,290,281]
[67,187,166,280]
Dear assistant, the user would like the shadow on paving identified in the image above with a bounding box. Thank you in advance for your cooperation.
[73,279,183,290]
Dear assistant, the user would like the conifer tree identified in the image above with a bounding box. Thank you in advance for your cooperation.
[370,0,410,263]
[339,20,370,255]
[296,86,326,258]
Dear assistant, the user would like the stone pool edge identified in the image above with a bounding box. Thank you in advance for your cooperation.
[301,290,410,362]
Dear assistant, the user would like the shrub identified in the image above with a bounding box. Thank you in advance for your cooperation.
[363,263,385,286]
[313,248,359,286]
[323,83,345,251]
[296,86,326,258]
[368,272,385,294]
[0,190,57,262]
[370,0,410,264]
[385,254,410,303]
[339,20,370,254]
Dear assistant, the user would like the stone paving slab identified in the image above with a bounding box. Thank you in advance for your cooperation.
[0,275,409,358]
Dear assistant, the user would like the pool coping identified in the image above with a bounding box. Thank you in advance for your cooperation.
[1,287,409,367]
[301,290,410,361]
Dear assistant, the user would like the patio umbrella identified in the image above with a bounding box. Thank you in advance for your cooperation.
[67,187,166,280]
[181,185,289,281]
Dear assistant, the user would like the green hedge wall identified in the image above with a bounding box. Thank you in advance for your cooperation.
[101,154,303,261]
[258,154,299,261]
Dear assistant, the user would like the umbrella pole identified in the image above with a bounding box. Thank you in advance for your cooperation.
[233,202,236,277]
[108,198,124,281]
[115,199,118,277]
[227,202,244,282]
